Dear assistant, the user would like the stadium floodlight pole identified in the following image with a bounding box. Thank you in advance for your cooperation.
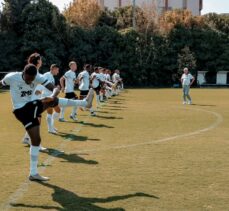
[132,0,136,29]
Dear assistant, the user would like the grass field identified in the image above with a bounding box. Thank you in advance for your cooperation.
[1,88,229,210]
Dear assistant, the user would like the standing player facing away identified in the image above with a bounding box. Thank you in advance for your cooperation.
[181,67,195,105]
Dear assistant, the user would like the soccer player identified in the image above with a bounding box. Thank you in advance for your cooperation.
[59,61,79,121]
[42,64,61,133]
[181,67,195,105]
[78,64,90,99]
[112,69,123,95]
[91,67,102,108]
[0,64,94,181]
[98,67,106,102]
[22,53,47,150]
[104,69,115,98]
[78,64,96,116]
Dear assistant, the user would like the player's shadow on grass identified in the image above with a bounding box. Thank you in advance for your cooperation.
[79,121,115,128]
[53,132,90,142]
[95,115,124,120]
[103,105,127,109]
[57,121,114,129]
[190,103,216,107]
[109,101,124,105]
[105,108,123,111]
[96,110,115,114]
[46,149,98,165]
[11,182,158,211]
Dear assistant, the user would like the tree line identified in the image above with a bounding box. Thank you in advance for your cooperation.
[0,0,228,86]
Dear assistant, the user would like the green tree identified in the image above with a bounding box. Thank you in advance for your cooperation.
[178,46,196,75]
[19,0,68,70]
[0,0,31,32]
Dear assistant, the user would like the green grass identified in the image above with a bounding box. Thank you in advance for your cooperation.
[1,89,229,210]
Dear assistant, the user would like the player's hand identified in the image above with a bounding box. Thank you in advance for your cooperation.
[35,90,42,95]
[41,96,55,103]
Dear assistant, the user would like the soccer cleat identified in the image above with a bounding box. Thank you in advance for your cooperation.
[188,101,192,105]
[90,111,96,116]
[70,115,78,121]
[59,118,65,122]
[22,137,31,145]
[39,146,49,153]
[48,129,57,134]
[29,174,49,182]
[183,101,187,105]
[85,88,94,108]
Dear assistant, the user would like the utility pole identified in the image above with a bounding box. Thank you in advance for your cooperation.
[132,0,136,29]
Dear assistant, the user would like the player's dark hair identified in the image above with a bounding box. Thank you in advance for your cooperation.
[84,64,90,70]
[24,64,37,76]
[28,53,41,66]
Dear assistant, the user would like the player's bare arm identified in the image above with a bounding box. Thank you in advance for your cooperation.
[59,76,65,92]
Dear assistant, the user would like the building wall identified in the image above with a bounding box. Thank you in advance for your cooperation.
[187,0,201,16]
[100,0,202,15]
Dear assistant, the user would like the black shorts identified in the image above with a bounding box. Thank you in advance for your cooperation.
[93,84,101,93]
[65,92,78,99]
[80,90,89,96]
[13,100,44,130]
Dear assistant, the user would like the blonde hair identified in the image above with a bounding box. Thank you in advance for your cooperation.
[69,61,76,68]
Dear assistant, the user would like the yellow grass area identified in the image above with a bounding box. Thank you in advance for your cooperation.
[1,88,229,210]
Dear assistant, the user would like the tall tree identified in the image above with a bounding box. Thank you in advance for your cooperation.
[20,0,68,70]
[0,0,31,32]
[178,46,196,75]
[63,0,101,29]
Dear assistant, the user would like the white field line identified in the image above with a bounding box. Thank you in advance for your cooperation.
[0,114,91,211]
[70,107,223,154]
[0,105,223,210]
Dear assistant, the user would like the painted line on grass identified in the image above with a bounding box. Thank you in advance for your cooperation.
[0,113,92,211]
[1,94,115,210]
[70,107,223,154]
[1,104,222,209]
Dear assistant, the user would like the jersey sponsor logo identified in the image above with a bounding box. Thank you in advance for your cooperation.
[21,90,32,97]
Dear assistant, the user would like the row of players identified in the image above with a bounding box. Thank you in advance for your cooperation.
[0,53,123,181]
[23,54,123,144]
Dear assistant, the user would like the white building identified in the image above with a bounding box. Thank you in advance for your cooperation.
[197,71,229,86]
[98,0,203,16]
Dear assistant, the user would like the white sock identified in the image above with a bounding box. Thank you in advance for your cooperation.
[60,107,65,119]
[30,145,40,176]
[46,114,52,131]
[71,106,77,117]
[100,94,103,101]
[58,98,87,108]
[52,111,59,120]
[96,95,100,107]
[52,112,59,129]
